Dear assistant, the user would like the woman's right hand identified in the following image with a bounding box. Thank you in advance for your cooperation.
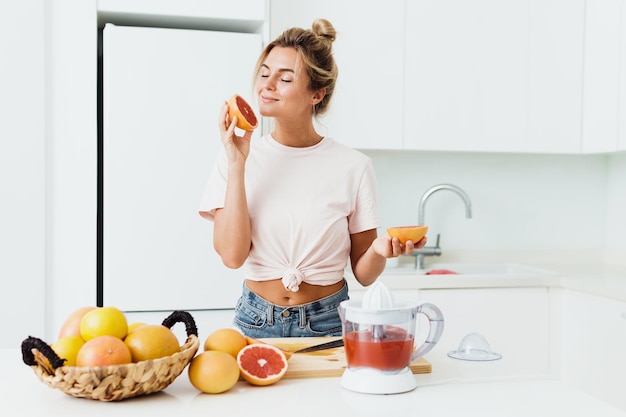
[219,101,253,164]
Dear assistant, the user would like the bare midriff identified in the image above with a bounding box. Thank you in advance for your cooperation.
[245,279,345,306]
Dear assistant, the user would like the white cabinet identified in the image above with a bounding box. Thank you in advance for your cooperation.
[582,0,623,153]
[528,0,585,153]
[270,0,405,150]
[417,287,551,377]
[102,24,262,312]
[560,290,626,410]
[405,0,528,152]
[405,0,584,153]
[270,0,585,153]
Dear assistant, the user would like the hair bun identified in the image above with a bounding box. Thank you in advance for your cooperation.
[312,18,336,44]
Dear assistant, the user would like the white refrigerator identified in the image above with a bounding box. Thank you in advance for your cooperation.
[102,24,261,313]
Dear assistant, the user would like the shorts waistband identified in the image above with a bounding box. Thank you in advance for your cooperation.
[241,280,348,326]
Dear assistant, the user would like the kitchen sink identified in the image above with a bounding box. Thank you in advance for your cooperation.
[384,262,557,277]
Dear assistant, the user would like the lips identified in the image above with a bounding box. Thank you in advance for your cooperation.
[259,95,279,103]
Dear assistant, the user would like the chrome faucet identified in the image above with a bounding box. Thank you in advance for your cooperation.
[414,184,473,269]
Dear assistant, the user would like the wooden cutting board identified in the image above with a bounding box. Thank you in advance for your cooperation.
[259,337,432,379]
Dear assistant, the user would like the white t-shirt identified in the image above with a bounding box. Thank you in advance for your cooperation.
[199,134,380,291]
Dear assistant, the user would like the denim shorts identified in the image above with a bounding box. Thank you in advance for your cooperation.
[232,280,349,338]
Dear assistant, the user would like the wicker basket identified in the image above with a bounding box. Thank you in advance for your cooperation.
[21,310,200,402]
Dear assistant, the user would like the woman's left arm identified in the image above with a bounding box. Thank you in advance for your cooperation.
[350,229,426,286]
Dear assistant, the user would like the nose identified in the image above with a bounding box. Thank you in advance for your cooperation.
[258,74,278,91]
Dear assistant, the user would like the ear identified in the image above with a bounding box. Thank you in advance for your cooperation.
[311,88,326,106]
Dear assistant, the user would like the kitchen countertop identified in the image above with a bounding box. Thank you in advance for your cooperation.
[346,259,626,302]
[4,347,626,417]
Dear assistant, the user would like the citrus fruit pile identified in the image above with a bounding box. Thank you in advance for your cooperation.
[188,328,289,394]
[51,306,180,368]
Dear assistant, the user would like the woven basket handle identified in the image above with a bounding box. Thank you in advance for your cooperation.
[161,310,198,338]
[21,336,64,369]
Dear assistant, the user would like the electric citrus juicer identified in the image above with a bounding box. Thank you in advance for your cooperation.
[338,282,444,394]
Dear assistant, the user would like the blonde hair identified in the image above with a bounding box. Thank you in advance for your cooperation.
[254,18,338,116]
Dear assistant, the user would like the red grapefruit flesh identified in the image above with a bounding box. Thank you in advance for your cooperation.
[228,94,258,131]
[236,343,288,386]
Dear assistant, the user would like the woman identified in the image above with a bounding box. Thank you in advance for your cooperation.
[199,19,426,338]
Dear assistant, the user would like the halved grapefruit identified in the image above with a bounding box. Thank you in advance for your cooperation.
[228,94,258,131]
[386,225,428,245]
[236,343,288,386]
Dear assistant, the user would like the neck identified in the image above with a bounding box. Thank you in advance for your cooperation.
[272,122,322,148]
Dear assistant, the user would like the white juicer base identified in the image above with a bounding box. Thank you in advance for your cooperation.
[340,367,417,394]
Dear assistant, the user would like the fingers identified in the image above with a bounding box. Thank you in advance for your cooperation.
[388,237,424,256]
[218,101,228,131]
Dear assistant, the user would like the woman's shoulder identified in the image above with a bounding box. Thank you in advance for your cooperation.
[323,137,372,162]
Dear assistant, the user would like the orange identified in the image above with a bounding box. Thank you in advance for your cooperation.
[51,335,85,367]
[80,306,128,341]
[204,328,247,358]
[124,324,180,362]
[76,335,132,367]
[188,350,240,394]
[228,94,258,131]
[237,343,288,386]
[58,306,96,339]
[386,225,428,245]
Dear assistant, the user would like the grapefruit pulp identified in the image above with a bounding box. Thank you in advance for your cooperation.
[237,343,288,386]
[228,94,258,131]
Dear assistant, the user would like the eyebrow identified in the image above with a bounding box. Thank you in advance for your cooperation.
[260,64,295,74]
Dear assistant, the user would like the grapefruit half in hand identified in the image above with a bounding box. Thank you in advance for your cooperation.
[228,94,258,131]
[387,225,428,245]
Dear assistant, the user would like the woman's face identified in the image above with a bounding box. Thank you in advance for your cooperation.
[255,46,321,120]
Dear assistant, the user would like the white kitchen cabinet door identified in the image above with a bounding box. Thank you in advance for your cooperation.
[103,24,261,311]
[405,0,529,152]
[270,0,405,150]
[560,290,626,410]
[417,288,551,377]
[528,0,584,153]
[582,0,622,153]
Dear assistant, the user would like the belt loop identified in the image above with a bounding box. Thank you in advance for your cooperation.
[267,303,274,325]
[298,305,306,328]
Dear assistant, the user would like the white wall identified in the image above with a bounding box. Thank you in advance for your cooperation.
[0,0,46,348]
[365,150,609,261]
[606,152,626,263]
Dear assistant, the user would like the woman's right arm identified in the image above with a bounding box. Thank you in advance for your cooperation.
[213,102,253,269]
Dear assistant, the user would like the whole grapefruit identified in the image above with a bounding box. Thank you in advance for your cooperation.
[58,306,96,339]
[188,350,240,394]
[51,335,85,367]
[124,324,180,362]
[76,335,132,367]
[80,306,128,341]
[204,328,247,358]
